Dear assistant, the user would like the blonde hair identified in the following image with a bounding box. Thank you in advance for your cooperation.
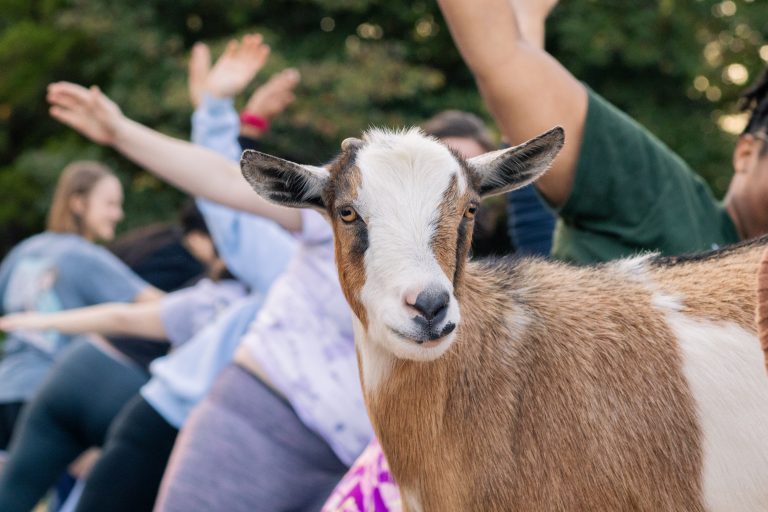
[47,161,116,234]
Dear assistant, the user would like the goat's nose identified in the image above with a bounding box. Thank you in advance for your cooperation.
[412,289,450,324]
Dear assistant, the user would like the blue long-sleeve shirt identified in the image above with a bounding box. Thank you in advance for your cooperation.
[190,96,297,293]
[506,185,556,257]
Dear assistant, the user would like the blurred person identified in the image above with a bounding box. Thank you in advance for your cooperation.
[151,39,369,512]
[108,221,205,294]
[0,202,246,512]
[0,161,162,450]
[46,35,361,512]
[437,0,768,264]
[0,258,246,512]
[422,110,555,256]
[47,34,373,512]
[67,38,301,512]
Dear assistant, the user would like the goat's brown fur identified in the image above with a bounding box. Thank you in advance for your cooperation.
[365,239,767,511]
[431,176,474,289]
[758,248,768,371]
[325,151,369,328]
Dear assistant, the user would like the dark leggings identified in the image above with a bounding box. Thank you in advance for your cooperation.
[0,402,25,450]
[0,341,149,512]
[75,394,179,512]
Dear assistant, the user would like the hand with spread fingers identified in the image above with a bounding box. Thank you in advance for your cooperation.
[46,82,125,146]
[240,68,301,138]
[191,33,270,107]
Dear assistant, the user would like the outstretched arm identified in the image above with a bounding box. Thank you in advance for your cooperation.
[437,0,587,207]
[47,36,302,232]
[0,302,166,341]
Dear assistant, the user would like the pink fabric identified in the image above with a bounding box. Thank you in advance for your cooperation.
[321,438,401,512]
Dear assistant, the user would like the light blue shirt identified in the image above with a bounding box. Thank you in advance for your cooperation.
[0,232,148,402]
[140,96,294,427]
[142,294,262,428]
[191,95,296,294]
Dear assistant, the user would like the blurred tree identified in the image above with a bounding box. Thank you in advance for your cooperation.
[0,0,766,257]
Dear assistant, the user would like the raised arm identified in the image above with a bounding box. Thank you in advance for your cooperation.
[0,302,166,341]
[437,0,587,207]
[189,43,301,293]
[47,36,302,232]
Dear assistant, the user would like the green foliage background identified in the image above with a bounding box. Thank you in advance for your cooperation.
[1,0,766,257]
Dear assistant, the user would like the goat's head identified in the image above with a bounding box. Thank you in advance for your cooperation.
[241,127,564,361]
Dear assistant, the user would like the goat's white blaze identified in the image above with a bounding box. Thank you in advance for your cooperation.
[354,129,464,361]
[668,313,768,511]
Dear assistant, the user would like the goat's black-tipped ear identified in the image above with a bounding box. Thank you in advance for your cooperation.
[468,126,564,198]
[241,150,329,210]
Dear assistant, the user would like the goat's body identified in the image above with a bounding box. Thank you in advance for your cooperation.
[359,238,768,511]
[241,127,768,511]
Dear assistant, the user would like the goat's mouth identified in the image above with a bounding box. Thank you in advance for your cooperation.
[390,322,456,346]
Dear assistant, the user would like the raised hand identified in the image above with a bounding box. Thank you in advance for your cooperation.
[239,68,301,138]
[47,82,124,146]
[204,34,270,101]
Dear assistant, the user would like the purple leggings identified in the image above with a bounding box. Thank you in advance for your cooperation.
[155,363,348,512]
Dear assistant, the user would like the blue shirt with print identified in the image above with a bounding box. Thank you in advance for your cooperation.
[0,232,148,402]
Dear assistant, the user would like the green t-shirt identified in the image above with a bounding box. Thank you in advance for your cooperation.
[551,88,739,264]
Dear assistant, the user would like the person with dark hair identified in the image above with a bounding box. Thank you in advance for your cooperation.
[437,0,768,264]
[0,162,162,450]
[422,110,556,256]
[421,110,496,152]
[108,223,205,293]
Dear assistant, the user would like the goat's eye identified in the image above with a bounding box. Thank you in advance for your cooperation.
[464,204,478,219]
[339,207,358,223]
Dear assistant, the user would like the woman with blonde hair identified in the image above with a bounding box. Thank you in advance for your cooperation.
[0,161,161,448]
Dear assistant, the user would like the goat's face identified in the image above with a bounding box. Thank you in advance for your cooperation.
[241,127,564,361]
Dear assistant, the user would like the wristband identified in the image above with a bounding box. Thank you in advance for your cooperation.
[239,112,270,132]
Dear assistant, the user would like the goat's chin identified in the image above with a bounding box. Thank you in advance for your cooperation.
[373,325,457,362]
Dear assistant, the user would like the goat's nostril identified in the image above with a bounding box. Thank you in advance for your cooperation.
[413,290,450,323]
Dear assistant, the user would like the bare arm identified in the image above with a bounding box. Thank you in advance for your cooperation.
[0,302,166,341]
[437,0,588,207]
[47,82,302,232]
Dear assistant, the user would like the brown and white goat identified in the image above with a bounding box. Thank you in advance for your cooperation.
[241,127,768,511]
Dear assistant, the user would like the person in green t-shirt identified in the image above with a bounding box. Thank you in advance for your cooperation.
[437,0,768,264]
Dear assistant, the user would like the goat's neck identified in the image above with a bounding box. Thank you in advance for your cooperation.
[355,261,525,508]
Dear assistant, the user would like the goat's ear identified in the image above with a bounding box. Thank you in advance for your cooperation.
[241,150,329,210]
[468,126,564,198]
